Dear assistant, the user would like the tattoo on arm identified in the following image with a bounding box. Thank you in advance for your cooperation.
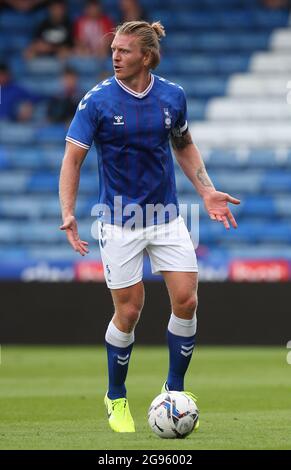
[196,165,213,188]
[170,130,193,150]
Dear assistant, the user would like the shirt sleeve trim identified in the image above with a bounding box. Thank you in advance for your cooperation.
[180,121,188,134]
[65,136,90,149]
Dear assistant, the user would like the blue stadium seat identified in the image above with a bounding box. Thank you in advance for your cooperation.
[0,147,9,169]
[80,77,101,93]
[66,56,107,75]
[27,174,59,192]
[274,197,291,217]
[199,221,268,245]
[0,247,29,262]
[164,32,270,53]
[0,31,8,54]
[167,77,227,98]
[217,11,254,28]
[152,11,216,29]
[215,55,250,73]
[26,172,99,195]
[253,9,289,28]
[0,222,22,243]
[239,197,275,216]
[19,222,64,243]
[187,100,207,120]
[209,171,263,193]
[36,125,66,144]
[0,9,46,32]
[79,174,99,194]
[175,172,196,193]
[0,33,30,53]
[22,77,62,95]
[262,173,291,192]
[0,124,35,145]
[25,58,63,76]
[205,149,291,169]
[0,198,42,219]
[0,172,29,192]
[157,55,250,75]
[3,149,42,169]
[206,149,247,167]
[201,0,260,7]
[247,149,281,167]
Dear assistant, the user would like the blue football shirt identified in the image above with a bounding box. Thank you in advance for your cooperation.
[66,74,188,226]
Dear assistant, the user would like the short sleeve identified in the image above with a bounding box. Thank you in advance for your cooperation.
[66,93,98,150]
[172,87,188,137]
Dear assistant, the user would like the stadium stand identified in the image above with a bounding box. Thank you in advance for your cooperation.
[0,0,290,279]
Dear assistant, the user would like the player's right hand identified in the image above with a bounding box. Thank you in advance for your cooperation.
[59,215,89,256]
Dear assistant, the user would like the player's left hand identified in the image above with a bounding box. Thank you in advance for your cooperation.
[203,191,240,229]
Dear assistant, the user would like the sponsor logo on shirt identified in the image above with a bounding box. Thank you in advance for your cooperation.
[113,115,124,125]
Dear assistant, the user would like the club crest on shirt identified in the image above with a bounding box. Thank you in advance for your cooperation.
[113,115,124,125]
[163,108,172,129]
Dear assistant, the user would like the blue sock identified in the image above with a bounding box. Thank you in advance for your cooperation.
[166,313,197,391]
[105,320,134,400]
[105,341,133,399]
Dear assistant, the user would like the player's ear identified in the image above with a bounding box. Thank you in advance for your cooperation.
[143,50,151,67]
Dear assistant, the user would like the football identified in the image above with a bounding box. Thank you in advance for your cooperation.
[148,391,199,439]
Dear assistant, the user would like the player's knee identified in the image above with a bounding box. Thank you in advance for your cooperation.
[175,293,198,317]
[188,294,198,315]
[122,304,142,327]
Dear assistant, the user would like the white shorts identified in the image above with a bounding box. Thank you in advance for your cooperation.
[98,215,198,289]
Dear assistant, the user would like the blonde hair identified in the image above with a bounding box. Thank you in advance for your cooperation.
[115,20,166,69]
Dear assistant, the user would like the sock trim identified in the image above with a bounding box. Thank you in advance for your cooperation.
[105,320,135,348]
[168,312,197,337]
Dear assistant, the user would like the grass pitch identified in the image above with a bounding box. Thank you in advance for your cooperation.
[0,346,290,450]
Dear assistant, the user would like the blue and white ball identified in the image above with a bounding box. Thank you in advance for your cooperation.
[148,391,199,439]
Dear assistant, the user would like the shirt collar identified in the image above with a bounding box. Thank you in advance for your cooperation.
[115,74,154,99]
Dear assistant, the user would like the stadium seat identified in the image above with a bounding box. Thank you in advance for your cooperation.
[168,77,227,98]
[228,73,290,97]
[36,125,66,144]
[0,172,29,192]
[25,58,63,76]
[21,77,62,95]
[271,28,291,51]
[190,122,291,146]
[0,123,35,145]
[66,56,107,75]
[207,98,291,121]
[250,52,291,73]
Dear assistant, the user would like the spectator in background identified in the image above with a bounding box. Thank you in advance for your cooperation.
[262,0,291,8]
[119,0,146,22]
[0,0,47,12]
[24,0,73,60]
[74,0,114,57]
[47,67,82,125]
[0,63,37,122]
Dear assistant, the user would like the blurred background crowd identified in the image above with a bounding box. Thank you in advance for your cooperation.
[0,0,291,282]
[0,0,146,124]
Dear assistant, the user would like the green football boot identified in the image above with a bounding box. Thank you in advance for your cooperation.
[104,394,135,433]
